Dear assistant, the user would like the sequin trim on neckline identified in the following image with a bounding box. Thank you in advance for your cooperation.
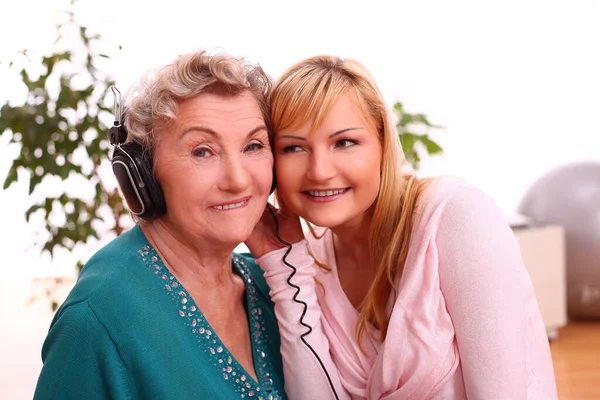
[137,245,282,400]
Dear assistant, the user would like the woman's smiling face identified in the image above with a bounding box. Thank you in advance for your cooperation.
[274,92,382,230]
[153,91,274,248]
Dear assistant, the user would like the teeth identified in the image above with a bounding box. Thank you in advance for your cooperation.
[307,189,346,197]
[213,200,247,210]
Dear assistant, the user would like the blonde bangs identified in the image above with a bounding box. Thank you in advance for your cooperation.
[271,68,351,137]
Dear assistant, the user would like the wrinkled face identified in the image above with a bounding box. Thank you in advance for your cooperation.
[274,92,382,230]
[154,91,273,248]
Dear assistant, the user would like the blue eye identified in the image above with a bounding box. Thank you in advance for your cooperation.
[245,142,264,152]
[335,139,358,148]
[193,147,213,158]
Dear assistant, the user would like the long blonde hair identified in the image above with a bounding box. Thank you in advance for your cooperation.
[270,55,430,343]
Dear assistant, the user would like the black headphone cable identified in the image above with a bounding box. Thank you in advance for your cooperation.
[266,204,340,400]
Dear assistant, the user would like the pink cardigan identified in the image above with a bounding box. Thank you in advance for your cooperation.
[257,177,558,399]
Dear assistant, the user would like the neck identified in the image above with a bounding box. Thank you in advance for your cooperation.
[140,219,238,292]
[330,205,375,270]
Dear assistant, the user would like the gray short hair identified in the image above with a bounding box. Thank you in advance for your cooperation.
[124,49,272,152]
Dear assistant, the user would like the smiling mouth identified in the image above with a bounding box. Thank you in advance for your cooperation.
[212,199,248,210]
[305,188,350,197]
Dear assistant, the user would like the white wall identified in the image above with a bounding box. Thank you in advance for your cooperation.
[1,0,599,397]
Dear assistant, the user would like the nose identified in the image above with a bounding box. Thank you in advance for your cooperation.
[306,149,337,183]
[218,154,250,193]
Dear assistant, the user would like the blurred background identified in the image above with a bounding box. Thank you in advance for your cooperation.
[1,0,599,398]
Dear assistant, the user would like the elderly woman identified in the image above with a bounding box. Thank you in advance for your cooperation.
[33,50,285,400]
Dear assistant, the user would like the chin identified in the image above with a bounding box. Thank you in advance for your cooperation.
[301,212,347,229]
[226,228,255,247]
[223,233,252,247]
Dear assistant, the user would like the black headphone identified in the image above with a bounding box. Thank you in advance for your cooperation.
[109,87,166,220]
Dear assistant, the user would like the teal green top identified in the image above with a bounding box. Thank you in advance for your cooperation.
[33,225,286,400]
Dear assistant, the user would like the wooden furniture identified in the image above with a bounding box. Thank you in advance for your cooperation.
[512,224,568,340]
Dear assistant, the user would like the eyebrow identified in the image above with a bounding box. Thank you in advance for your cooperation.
[181,125,268,140]
[278,127,362,141]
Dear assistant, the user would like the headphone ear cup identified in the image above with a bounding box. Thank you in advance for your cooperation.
[111,143,166,220]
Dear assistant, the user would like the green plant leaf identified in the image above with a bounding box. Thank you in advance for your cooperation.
[420,135,444,155]
[394,103,444,170]
[0,0,125,290]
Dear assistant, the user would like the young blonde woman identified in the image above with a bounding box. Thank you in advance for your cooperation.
[246,56,558,399]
